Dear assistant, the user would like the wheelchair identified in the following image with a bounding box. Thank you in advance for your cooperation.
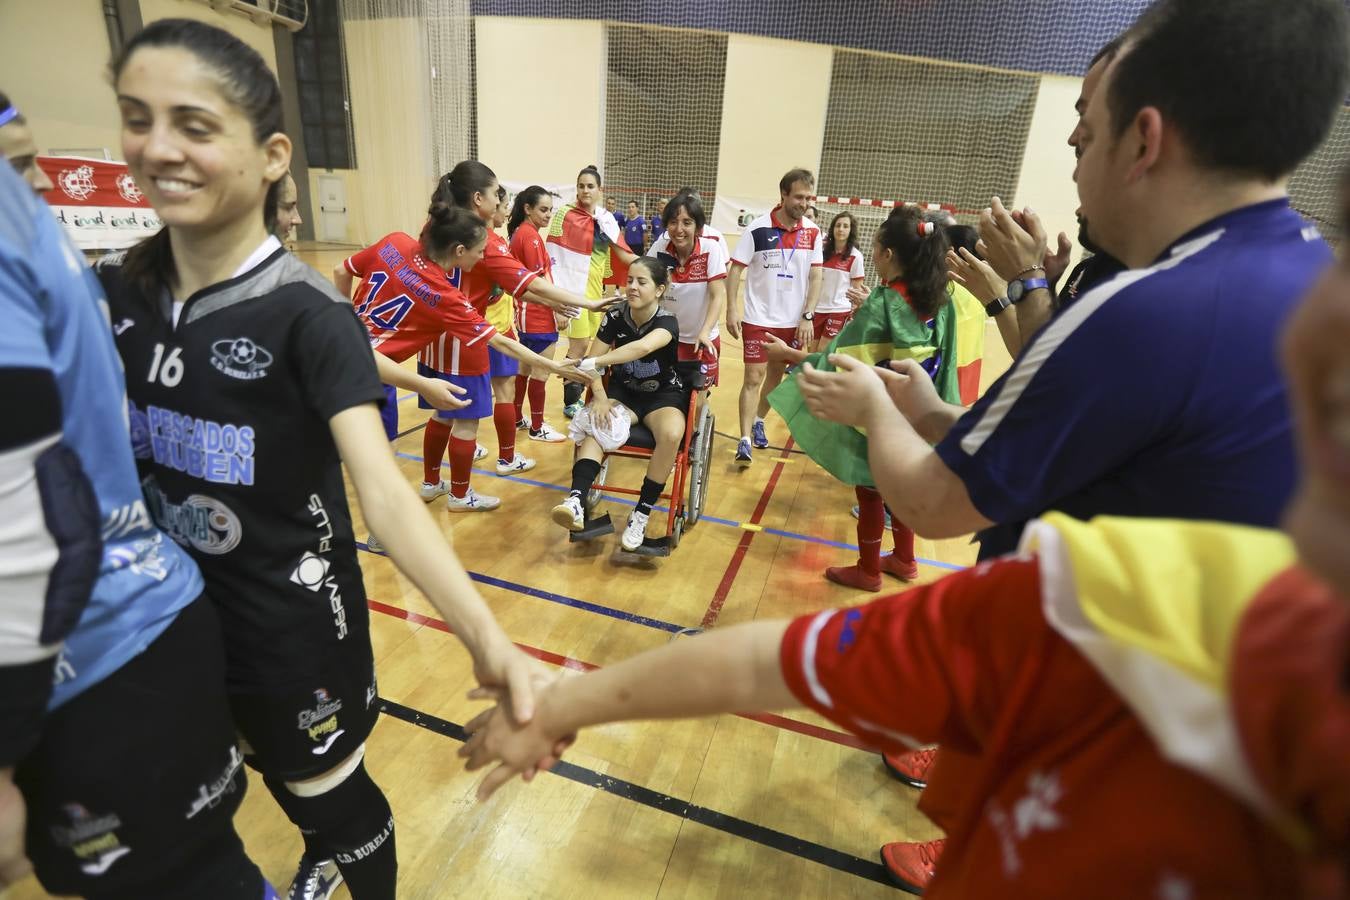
[570,360,714,556]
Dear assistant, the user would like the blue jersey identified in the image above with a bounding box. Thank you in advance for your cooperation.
[938,199,1330,558]
[0,164,202,709]
[624,216,647,254]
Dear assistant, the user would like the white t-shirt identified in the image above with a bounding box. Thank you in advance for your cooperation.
[817,247,866,314]
[730,206,823,328]
[647,235,727,343]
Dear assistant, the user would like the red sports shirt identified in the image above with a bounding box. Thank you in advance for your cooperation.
[458,229,538,334]
[509,221,557,335]
[343,232,496,374]
[780,558,1347,898]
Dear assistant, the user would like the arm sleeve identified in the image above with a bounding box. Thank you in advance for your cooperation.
[595,310,622,346]
[810,228,825,266]
[0,257,98,765]
[707,245,727,281]
[342,239,383,278]
[731,228,754,268]
[850,250,865,280]
[934,292,1177,524]
[484,243,539,298]
[780,557,1051,754]
[293,298,390,421]
[513,232,549,275]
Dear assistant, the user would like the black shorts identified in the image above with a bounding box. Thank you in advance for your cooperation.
[228,639,379,782]
[16,596,264,900]
[608,382,689,422]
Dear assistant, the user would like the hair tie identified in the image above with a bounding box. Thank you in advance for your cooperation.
[917,221,935,238]
[0,106,20,127]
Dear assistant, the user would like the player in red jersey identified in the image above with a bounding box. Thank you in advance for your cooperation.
[508,186,570,443]
[336,201,583,517]
[815,211,867,351]
[424,161,612,484]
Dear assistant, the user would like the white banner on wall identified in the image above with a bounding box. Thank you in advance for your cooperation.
[37,156,162,251]
[711,196,775,235]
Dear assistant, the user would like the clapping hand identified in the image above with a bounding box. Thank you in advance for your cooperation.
[977,196,1048,282]
[946,247,1007,304]
[797,354,892,427]
[846,283,869,311]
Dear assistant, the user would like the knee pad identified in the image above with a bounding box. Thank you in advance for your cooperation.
[283,743,366,798]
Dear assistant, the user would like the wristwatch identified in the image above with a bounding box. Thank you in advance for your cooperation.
[801,311,815,321]
[984,295,1012,317]
[1007,275,1050,304]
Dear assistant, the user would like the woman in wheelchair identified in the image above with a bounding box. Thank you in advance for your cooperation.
[553,258,687,551]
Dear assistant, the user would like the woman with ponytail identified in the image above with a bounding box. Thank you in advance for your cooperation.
[767,206,981,591]
[97,20,554,899]
[508,185,569,441]
[546,165,639,417]
[422,161,608,481]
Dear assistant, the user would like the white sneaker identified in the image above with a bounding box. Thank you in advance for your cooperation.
[473,443,488,462]
[496,455,537,475]
[529,422,567,443]
[287,856,343,900]
[551,494,585,531]
[515,417,530,431]
[365,534,385,554]
[621,510,650,551]
[419,480,451,502]
[446,488,501,512]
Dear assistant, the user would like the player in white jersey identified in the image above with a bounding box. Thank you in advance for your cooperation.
[726,169,824,465]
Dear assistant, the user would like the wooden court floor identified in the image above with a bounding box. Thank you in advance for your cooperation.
[6,248,1013,899]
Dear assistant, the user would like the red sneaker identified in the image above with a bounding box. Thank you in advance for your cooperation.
[882,746,936,788]
[824,563,882,592]
[880,553,919,581]
[880,838,945,894]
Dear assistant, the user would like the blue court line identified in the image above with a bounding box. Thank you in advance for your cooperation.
[390,450,967,572]
[398,393,416,403]
[357,540,693,634]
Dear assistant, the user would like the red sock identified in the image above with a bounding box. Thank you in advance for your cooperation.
[423,418,451,485]
[513,375,528,423]
[890,516,916,564]
[528,378,547,431]
[448,436,476,498]
[493,403,516,463]
[855,486,885,576]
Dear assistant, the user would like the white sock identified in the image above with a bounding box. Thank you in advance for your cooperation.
[754,416,765,425]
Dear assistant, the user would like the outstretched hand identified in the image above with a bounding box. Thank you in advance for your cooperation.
[471,639,558,726]
[978,196,1048,282]
[418,376,470,411]
[460,686,576,801]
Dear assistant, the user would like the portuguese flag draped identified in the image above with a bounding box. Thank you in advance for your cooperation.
[769,280,985,487]
[545,203,631,299]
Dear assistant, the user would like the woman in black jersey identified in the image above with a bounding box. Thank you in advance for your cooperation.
[552,258,687,552]
[97,20,552,900]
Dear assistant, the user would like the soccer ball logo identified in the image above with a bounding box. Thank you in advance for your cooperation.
[210,336,274,380]
[228,338,258,365]
[116,173,143,204]
[58,166,96,201]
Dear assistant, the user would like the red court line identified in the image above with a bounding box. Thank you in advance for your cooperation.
[367,596,871,752]
[701,437,797,630]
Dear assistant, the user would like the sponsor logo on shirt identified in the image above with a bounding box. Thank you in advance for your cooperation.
[144,486,242,555]
[210,337,273,380]
[51,804,130,876]
[835,609,862,654]
[102,499,154,541]
[106,533,171,581]
[185,745,243,820]
[112,317,135,335]
[307,494,334,554]
[144,405,256,486]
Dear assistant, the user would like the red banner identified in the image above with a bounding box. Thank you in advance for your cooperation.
[37,156,162,251]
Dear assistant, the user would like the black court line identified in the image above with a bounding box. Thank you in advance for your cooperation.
[713,429,809,456]
[377,698,900,890]
[394,420,428,440]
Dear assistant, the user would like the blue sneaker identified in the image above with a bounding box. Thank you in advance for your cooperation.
[751,419,769,449]
[735,437,753,466]
[287,857,343,900]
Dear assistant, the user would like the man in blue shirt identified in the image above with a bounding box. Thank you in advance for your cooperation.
[796,0,1348,560]
[624,200,646,256]
[0,162,270,897]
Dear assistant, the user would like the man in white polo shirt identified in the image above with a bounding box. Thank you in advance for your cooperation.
[727,168,824,465]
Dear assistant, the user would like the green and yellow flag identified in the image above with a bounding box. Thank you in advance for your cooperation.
[769,280,983,486]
